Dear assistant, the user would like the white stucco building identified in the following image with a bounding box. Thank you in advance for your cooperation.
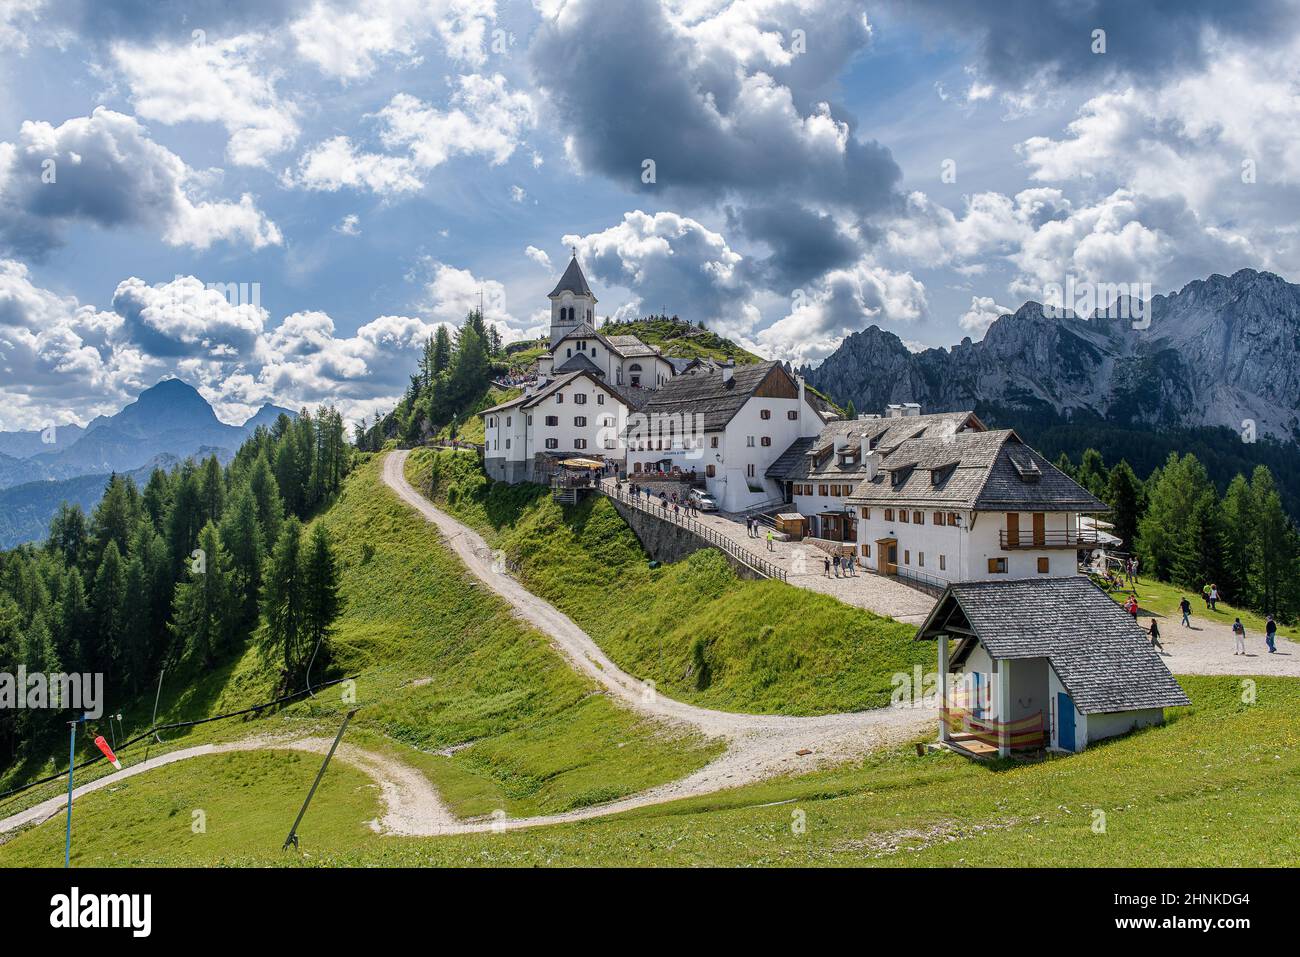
[624,360,824,512]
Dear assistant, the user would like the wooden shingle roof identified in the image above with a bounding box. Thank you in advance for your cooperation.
[916,577,1191,714]
[635,360,792,432]
[845,429,1107,512]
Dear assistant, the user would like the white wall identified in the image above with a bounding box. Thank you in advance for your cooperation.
[529,380,627,460]
[853,507,1082,582]
[1086,708,1164,746]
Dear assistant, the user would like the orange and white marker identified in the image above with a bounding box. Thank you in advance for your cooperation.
[93,735,122,770]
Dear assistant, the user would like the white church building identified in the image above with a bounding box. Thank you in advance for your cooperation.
[480,253,825,503]
[481,254,676,483]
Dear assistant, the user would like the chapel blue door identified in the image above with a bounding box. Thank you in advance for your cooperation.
[1057,692,1076,751]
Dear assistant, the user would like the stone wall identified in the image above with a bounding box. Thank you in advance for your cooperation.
[609,499,765,581]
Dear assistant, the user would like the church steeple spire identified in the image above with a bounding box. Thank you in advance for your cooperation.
[547,251,597,345]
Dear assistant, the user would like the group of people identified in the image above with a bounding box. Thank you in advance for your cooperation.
[1133,590,1282,658]
[823,551,857,577]
[1200,582,1221,609]
[1123,555,1141,585]
[744,517,776,550]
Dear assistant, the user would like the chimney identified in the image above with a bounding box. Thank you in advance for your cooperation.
[722,360,734,384]
[862,449,882,480]
[796,373,805,408]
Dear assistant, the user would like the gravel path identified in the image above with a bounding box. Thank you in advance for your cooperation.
[0,736,460,839]
[1135,611,1300,677]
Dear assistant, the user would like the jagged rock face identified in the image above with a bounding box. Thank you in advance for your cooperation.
[802,269,1300,442]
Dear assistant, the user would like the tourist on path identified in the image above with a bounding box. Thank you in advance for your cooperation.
[1232,617,1246,655]
[832,554,841,577]
[1149,619,1164,652]
[1209,584,1220,610]
[1180,596,1192,628]
[1202,583,1212,608]
[823,556,831,577]
[766,530,774,551]
[1265,615,1278,654]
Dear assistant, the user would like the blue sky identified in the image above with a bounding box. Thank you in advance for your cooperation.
[2,0,1298,430]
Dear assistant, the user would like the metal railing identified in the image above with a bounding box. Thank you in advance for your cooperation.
[891,564,949,597]
[600,484,788,582]
[999,529,1106,549]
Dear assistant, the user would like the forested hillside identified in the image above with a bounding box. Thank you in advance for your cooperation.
[1055,447,1298,620]
[354,309,508,451]
[0,409,351,776]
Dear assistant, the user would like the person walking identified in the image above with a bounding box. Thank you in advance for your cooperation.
[823,555,831,577]
[1232,617,1246,655]
[1179,596,1192,628]
[1202,583,1212,608]
[1149,618,1164,652]
[846,552,855,576]
[1209,584,1219,611]
[832,554,841,577]
[1265,615,1278,654]
[766,530,774,552]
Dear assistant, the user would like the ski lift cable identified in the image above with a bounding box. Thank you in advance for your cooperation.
[0,672,361,805]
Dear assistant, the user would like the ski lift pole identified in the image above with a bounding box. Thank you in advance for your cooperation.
[282,709,358,851]
[64,713,87,868]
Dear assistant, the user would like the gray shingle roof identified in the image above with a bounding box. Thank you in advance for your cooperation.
[916,577,1191,714]
[766,436,816,479]
[845,429,1108,511]
[634,360,788,432]
[554,321,601,344]
[554,351,605,376]
[548,255,594,298]
[768,411,981,482]
[604,334,662,359]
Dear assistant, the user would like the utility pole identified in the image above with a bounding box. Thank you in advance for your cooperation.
[282,709,359,851]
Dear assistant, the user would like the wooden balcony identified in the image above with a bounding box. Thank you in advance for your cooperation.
[999,529,1106,549]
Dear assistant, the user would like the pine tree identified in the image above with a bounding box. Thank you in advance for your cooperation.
[1105,460,1142,551]
[219,482,264,628]
[1175,490,1221,590]
[198,455,226,527]
[165,465,204,575]
[91,474,138,563]
[171,522,239,667]
[1136,452,1212,581]
[47,503,88,569]
[1219,474,1257,604]
[248,454,284,546]
[56,567,91,673]
[1251,466,1293,615]
[92,541,128,686]
[260,518,305,687]
[300,524,342,682]
[432,325,452,375]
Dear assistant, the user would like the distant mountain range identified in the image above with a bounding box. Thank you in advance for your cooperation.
[802,269,1300,444]
[0,380,295,548]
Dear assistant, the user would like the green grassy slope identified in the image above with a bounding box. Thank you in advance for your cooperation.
[0,453,718,834]
[591,317,761,364]
[6,674,1296,866]
[1107,575,1298,642]
[405,448,931,715]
